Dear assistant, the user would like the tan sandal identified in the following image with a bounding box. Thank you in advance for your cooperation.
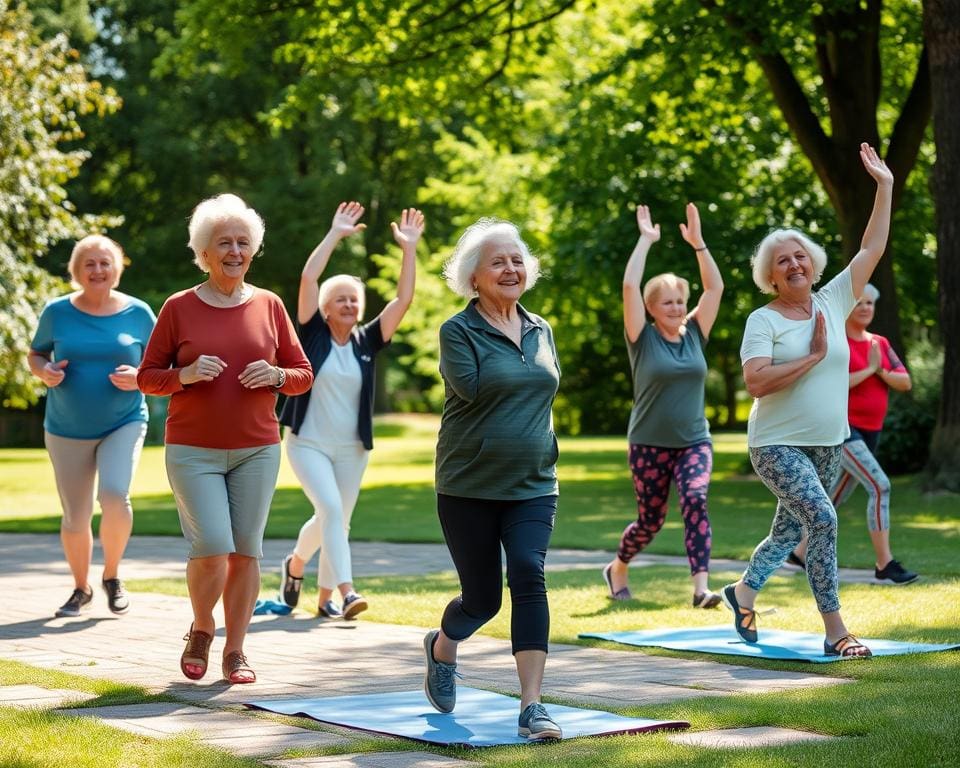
[181,625,213,680]
[222,650,256,684]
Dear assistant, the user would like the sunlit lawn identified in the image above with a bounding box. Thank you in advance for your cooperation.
[3,415,960,767]
[23,564,960,768]
[2,414,957,574]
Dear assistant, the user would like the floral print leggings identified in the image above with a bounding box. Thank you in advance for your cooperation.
[618,441,713,574]
[746,444,842,614]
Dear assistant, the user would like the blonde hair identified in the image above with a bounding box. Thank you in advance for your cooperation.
[751,229,827,295]
[319,274,366,322]
[68,235,125,289]
[187,193,265,272]
[442,218,540,298]
[643,272,690,307]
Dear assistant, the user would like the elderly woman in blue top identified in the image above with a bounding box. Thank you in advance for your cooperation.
[278,202,423,619]
[28,235,156,618]
[723,143,893,659]
[422,219,563,741]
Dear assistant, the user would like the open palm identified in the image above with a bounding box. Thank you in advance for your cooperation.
[331,201,366,238]
[391,208,425,246]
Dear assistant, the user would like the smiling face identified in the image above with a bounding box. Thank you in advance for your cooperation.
[646,285,687,334]
[203,220,254,286]
[849,294,876,331]
[473,235,527,302]
[73,245,121,293]
[323,282,362,331]
[769,239,814,296]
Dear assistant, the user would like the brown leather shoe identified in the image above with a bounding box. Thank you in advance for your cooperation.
[180,625,213,680]
[222,650,256,684]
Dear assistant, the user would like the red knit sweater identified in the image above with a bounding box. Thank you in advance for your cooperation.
[138,287,312,448]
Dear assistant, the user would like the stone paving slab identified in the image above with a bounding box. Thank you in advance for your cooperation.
[265,753,475,768]
[0,581,846,711]
[0,532,878,583]
[61,702,351,757]
[0,684,95,709]
[669,725,836,748]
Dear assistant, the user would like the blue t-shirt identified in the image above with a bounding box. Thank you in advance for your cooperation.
[31,294,156,439]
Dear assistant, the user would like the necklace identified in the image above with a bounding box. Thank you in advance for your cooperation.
[201,281,250,307]
[777,298,812,316]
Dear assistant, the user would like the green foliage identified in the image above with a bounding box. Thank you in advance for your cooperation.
[0,0,120,408]
[876,336,943,474]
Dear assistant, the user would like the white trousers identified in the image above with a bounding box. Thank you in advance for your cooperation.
[285,433,370,589]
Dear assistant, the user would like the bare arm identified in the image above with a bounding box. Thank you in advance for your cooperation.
[680,202,723,338]
[378,208,424,341]
[849,143,895,299]
[624,204,660,343]
[298,202,366,324]
[742,311,827,398]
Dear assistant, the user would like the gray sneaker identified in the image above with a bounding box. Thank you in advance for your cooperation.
[423,629,460,713]
[518,702,562,741]
[55,587,93,618]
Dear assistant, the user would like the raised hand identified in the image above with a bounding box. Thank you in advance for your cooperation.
[330,201,367,239]
[179,354,227,385]
[108,364,140,391]
[635,204,661,242]
[390,208,426,247]
[810,312,828,361]
[38,359,68,388]
[679,202,705,249]
[239,359,281,389]
[860,142,893,187]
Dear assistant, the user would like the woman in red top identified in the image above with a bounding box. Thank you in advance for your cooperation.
[138,194,312,683]
[790,284,916,584]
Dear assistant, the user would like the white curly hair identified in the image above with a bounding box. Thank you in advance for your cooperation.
[442,218,541,298]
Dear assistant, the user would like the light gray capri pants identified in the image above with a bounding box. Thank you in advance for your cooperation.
[44,420,148,532]
[165,443,281,558]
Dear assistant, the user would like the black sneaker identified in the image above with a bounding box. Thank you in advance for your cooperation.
[342,592,368,620]
[55,587,93,618]
[874,559,919,585]
[102,578,130,614]
[280,554,303,608]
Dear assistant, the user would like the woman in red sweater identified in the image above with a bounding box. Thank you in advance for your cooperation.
[138,194,312,684]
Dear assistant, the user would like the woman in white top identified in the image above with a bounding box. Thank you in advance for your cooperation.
[723,144,893,658]
[277,202,423,618]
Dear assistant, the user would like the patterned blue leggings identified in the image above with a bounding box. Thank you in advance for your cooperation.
[745,445,842,614]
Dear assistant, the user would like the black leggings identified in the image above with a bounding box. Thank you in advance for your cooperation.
[437,493,556,654]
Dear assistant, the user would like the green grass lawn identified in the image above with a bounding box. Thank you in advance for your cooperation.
[3,415,959,766]
[2,415,957,574]
[9,564,960,768]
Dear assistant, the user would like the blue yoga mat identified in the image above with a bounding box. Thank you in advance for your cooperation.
[246,686,688,746]
[579,626,960,663]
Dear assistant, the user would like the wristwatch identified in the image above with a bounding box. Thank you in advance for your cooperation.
[274,367,286,389]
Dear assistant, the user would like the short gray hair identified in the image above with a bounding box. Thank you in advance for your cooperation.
[442,218,540,298]
[187,193,265,272]
[751,228,827,295]
[318,274,366,322]
[861,283,880,302]
[68,235,125,289]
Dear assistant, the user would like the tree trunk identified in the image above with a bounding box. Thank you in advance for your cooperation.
[708,0,931,359]
[923,0,960,490]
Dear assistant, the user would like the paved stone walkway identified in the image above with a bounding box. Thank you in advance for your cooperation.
[0,533,855,764]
